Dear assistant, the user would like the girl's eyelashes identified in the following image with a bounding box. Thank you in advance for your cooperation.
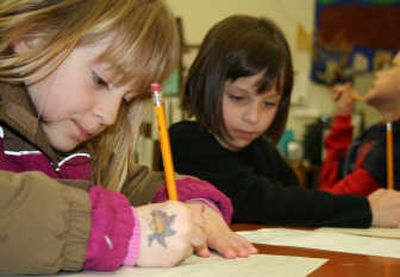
[263,101,277,108]
[229,94,244,101]
[92,71,110,89]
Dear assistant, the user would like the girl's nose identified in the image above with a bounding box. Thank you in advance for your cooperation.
[243,103,260,124]
[95,96,121,126]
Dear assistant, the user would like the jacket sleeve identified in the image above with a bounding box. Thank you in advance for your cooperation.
[0,171,136,275]
[0,170,91,275]
[319,167,380,195]
[121,164,165,206]
[84,186,134,271]
[320,114,353,190]
[199,159,371,227]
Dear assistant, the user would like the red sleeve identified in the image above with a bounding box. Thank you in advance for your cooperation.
[320,167,380,196]
[319,114,353,190]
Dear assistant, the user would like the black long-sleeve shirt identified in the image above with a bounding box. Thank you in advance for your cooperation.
[169,120,371,227]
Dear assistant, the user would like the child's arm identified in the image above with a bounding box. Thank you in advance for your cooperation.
[0,171,91,275]
[320,167,380,195]
[85,187,208,270]
[0,171,208,275]
[320,114,354,189]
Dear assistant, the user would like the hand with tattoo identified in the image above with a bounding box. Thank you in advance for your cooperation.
[135,201,206,267]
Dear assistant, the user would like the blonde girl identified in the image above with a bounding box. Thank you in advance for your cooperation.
[0,1,255,275]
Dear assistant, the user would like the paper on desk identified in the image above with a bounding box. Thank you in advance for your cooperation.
[238,228,400,259]
[316,226,400,239]
[61,254,327,277]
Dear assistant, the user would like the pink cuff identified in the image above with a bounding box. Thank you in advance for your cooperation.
[123,207,141,266]
[84,186,134,271]
[185,198,222,216]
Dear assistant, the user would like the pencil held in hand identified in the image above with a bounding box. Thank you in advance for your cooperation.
[350,93,365,102]
[151,83,179,200]
[332,82,365,102]
[386,122,394,190]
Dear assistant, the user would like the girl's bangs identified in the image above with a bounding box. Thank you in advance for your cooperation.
[90,1,179,99]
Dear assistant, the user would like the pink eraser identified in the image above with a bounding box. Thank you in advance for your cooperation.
[151,82,160,92]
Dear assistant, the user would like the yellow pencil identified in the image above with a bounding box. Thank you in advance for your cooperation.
[351,93,365,102]
[151,83,178,200]
[386,122,394,190]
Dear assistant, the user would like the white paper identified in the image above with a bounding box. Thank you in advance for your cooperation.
[58,254,327,277]
[317,227,400,239]
[238,228,400,259]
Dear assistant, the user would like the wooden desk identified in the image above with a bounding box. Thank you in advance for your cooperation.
[231,224,400,277]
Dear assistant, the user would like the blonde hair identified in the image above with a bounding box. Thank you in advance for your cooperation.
[0,0,179,191]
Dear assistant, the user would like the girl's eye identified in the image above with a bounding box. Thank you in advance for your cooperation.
[92,72,109,88]
[229,94,244,102]
[263,101,277,108]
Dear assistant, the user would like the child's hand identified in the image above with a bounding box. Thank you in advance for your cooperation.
[187,202,258,258]
[331,82,362,115]
[135,201,206,267]
[368,189,400,227]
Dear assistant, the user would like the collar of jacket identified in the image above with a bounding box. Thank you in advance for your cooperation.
[0,82,69,164]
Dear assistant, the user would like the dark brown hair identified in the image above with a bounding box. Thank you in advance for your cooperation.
[182,15,293,144]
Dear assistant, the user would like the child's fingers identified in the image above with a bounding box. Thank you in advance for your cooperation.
[332,90,342,101]
[234,234,258,256]
[223,235,255,258]
[331,83,350,93]
[188,202,208,252]
[208,233,257,259]
[188,202,206,227]
[190,223,209,257]
[190,225,207,246]
[193,243,211,257]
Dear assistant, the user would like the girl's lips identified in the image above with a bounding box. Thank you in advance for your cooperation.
[232,129,257,139]
[74,122,90,142]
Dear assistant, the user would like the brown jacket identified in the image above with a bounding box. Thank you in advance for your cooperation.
[0,83,165,274]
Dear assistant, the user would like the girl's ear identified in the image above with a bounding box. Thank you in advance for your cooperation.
[13,35,41,54]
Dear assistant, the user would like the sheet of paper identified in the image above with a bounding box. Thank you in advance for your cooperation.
[59,254,327,277]
[316,227,400,239]
[238,228,400,259]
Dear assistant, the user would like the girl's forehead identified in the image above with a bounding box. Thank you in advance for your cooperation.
[227,71,281,92]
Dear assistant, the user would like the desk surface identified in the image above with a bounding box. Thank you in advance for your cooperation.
[231,224,400,277]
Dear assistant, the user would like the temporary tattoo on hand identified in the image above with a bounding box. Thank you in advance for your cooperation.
[148,210,177,247]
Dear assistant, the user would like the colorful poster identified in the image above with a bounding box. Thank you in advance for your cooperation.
[311,0,400,85]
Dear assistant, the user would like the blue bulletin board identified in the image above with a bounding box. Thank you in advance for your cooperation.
[311,0,400,85]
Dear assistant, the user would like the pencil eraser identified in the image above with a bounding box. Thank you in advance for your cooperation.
[151,82,160,92]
